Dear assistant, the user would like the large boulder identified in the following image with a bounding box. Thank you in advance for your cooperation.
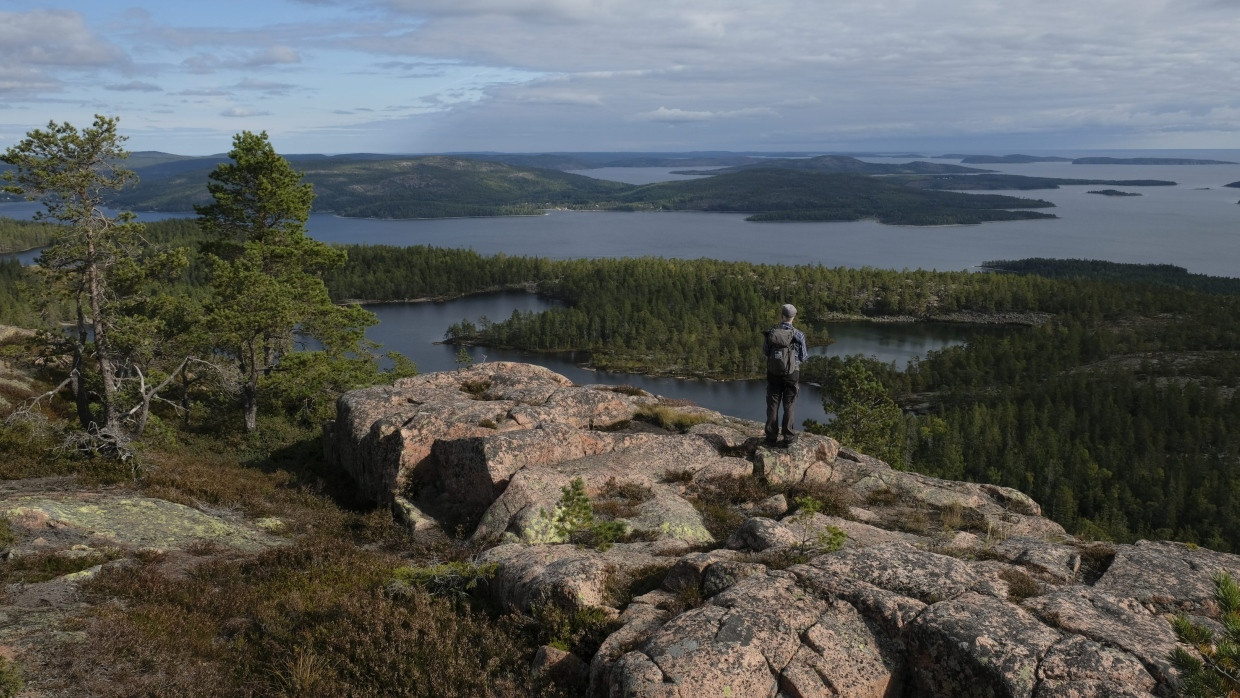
[326,363,1240,697]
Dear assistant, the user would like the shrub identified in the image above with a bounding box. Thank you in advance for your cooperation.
[606,385,647,397]
[787,480,856,518]
[528,477,631,551]
[865,487,899,506]
[459,379,490,398]
[998,568,1042,602]
[0,418,77,479]
[1169,571,1240,697]
[0,515,14,552]
[391,561,499,604]
[0,549,119,584]
[0,657,22,698]
[662,468,695,484]
[788,496,848,553]
[530,603,621,660]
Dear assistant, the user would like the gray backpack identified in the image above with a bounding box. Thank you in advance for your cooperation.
[765,326,798,376]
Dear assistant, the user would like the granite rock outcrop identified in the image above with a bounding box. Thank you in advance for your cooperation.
[327,362,1238,697]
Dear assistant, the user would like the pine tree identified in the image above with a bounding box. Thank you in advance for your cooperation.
[196,131,375,432]
[2,115,188,448]
[1170,571,1240,697]
[815,358,906,467]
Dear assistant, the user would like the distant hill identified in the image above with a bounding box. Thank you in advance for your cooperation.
[895,174,1176,190]
[1073,157,1237,165]
[110,155,631,218]
[671,155,989,176]
[449,151,825,170]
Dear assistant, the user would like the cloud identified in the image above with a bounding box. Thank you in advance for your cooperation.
[0,10,130,95]
[636,106,776,124]
[221,107,270,117]
[183,46,302,74]
[8,0,1240,153]
[232,78,299,94]
[243,46,302,67]
[105,81,163,92]
[638,107,714,123]
[176,88,231,97]
[0,10,128,67]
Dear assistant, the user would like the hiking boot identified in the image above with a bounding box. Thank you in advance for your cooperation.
[764,435,779,446]
[781,431,799,442]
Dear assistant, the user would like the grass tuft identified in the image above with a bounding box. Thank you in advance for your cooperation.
[633,405,711,433]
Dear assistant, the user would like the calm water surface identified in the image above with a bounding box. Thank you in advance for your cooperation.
[366,294,981,423]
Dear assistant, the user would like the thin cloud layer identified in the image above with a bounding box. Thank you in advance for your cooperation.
[1,0,1238,153]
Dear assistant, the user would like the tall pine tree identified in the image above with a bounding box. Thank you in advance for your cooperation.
[196,131,374,432]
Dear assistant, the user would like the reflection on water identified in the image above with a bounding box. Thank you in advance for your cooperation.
[366,293,985,424]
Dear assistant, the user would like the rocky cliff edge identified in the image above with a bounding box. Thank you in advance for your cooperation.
[326,361,1238,697]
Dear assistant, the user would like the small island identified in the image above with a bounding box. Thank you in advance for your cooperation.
[1224,181,1240,188]
[1087,189,1142,197]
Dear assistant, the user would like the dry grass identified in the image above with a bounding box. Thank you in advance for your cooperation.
[50,537,541,698]
[939,501,965,531]
[999,567,1042,602]
[0,411,583,697]
[0,548,120,584]
[633,405,711,433]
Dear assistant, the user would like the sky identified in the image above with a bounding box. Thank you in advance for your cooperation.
[2,0,1240,155]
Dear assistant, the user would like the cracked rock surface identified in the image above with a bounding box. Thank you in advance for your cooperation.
[328,363,1240,697]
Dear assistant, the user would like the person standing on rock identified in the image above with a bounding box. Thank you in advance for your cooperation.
[762,303,808,446]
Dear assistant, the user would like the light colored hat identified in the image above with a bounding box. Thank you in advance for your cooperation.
[781,303,797,319]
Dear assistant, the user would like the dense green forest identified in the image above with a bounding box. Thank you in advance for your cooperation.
[982,258,1240,294]
[324,246,1240,550]
[0,217,61,253]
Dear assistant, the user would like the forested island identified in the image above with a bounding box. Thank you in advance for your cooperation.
[895,173,1176,190]
[669,154,988,175]
[950,154,1074,164]
[1087,189,1141,196]
[81,156,1059,226]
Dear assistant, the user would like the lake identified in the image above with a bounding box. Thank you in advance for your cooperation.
[364,293,982,424]
[296,155,1240,277]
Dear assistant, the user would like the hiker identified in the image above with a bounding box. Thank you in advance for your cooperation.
[762,303,808,445]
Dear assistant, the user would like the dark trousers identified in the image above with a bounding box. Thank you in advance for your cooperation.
[765,372,799,440]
